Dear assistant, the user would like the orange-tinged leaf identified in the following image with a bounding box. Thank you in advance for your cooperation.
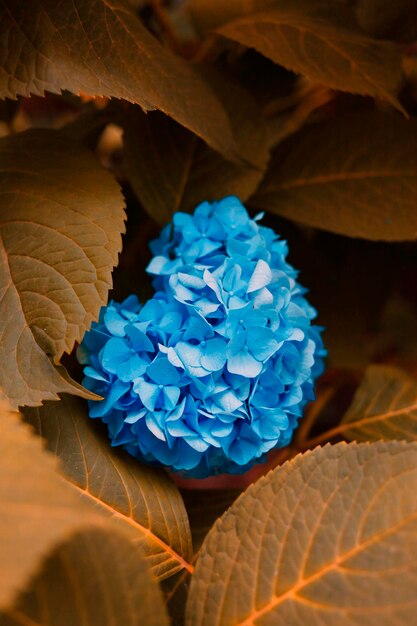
[251,111,417,240]
[341,365,417,442]
[0,397,102,609]
[187,0,276,34]
[0,128,125,408]
[186,442,417,625]
[217,2,404,108]
[1,527,169,626]
[0,0,240,163]
[23,395,194,580]
[356,0,417,42]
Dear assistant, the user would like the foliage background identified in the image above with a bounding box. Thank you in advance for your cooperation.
[1,0,417,624]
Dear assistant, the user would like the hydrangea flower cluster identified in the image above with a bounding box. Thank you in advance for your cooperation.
[78,197,325,477]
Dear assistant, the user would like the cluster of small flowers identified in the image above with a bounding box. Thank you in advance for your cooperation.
[78,197,325,477]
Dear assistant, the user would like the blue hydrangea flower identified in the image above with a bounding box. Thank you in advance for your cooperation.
[78,197,326,477]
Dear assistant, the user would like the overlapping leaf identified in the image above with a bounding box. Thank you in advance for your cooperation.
[0,397,102,609]
[251,111,417,240]
[123,66,269,222]
[1,528,169,626]
[340,365,417,442]
[186,0,417,40]
[0,0,240,162]
[187,442,417,625]
[23,395,194,580]
[0,128,125,408]
[216,1,404,107]
[187,0,276,33]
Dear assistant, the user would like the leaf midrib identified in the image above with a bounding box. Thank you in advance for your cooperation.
[66,478,194,575]
[236,508,417,625]
[261,169,416,193]
[220,9,402,107]
[304,402,417,449]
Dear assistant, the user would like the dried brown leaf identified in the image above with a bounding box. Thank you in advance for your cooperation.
[187,442,417,625]
[0,0,240,162]
[0,128,125,408]
[1,527,169,626]
[251,111,417,240]
[22,395,194,580]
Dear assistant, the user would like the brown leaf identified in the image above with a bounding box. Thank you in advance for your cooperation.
[356,0,417,42]
[124,103,266,223]
[0,0,240,162]
[251,111,417,240]
[123,67,269,223]
[187,0,276,34]
[340,365,417,442]
[217,2,404,108]
[186,441,417,625]
[0,397,101,609]
[1,527,169,626]
[22,395,194,580]
[0,128,125,408]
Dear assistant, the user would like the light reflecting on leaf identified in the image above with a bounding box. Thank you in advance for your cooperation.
[23,395,194,580]
[187,442,417,625]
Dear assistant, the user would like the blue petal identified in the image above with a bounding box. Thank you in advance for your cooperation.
[210,421,234,437]
[177,271,206,290]
[147,255,181,276]
[227,331,247,356]
[89,379,130,417]
[175,342,209,377]
[224,424,262,465]
[158,311,183,333]
[159,345,185,369]
[134,380,160,411]
[183,316,213,342]
[83,366,108,382]
[104,307,128,337]
[247,328,279,361]
[227,350,262,378]
[183,436,210,453]
[120,294,141,314]
[100,337,131,373]
[200,338,228,372]
[252,288,273,307]
[147,357,180,385]
[145,412,167,441]
[212,389,243,413]
[125,407,147,424]
[125,325,155,353]
[119,356,148,382]
[163,386,180,410]
[247,259,272,293]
